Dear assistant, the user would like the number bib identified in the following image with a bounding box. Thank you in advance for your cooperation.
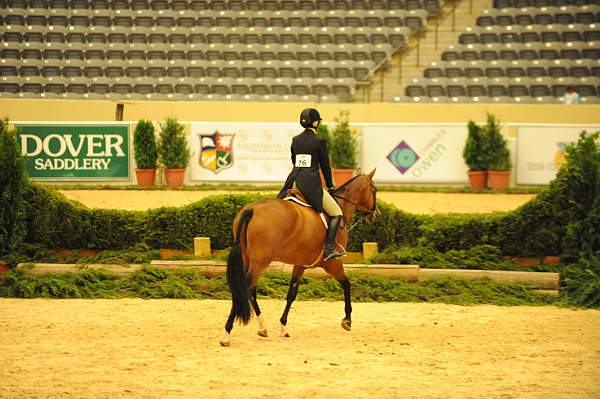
[295,154,312,168]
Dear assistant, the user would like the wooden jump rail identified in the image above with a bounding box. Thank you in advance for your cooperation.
[15,260,560,295]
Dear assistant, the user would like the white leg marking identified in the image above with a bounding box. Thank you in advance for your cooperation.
[257,313,268,337]
[220,330,231,346]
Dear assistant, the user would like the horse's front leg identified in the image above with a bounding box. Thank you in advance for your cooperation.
[279,265,305,337]
[324,259,352,331]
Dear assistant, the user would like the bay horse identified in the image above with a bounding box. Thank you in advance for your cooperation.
[220,169,378,346]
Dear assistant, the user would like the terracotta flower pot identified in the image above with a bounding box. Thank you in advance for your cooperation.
[488,170,510,190]
[135,168,156,186]
[332,168,354,186]
[164,168,186,187]
[467,171,487,189]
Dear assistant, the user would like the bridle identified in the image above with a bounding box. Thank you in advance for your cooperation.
[332,175,379,230]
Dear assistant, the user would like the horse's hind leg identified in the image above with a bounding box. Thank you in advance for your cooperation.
[250,287,268,337]
[324,260,352,331]
[279,265,305,337]
[220,305,236,346]
[247,267,270,338]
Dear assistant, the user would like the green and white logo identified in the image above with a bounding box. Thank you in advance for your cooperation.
[16,124,130,180]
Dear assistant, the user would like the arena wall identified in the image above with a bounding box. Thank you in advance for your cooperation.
[2,100,600,130]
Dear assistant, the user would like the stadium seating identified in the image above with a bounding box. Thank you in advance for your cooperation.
[0,0,439,101]
[405,1,600,103]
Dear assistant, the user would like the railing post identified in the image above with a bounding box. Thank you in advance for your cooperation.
[416,36,421,67]
[398,56,402,85]
[380,71,384,102]
[435,19,439,50]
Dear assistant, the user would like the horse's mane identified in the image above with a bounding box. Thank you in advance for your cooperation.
[334,174,363,193]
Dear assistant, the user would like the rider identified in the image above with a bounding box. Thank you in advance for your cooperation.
[278,108,345,261]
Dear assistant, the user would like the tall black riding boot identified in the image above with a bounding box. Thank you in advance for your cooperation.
[324,215,345,261]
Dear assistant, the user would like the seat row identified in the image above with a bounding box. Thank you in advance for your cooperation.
[424,59,600,79]
[0,80,355,100]
[442,42,600,61]
[478,5,599,26]
[1,44,394,63]
[405,82,599,98]
[460,25,600,44]
[1,27,411,47]
[493,0,599,8]
[0,63,372,79]
[1,0,438,12]
[0,10,427,30]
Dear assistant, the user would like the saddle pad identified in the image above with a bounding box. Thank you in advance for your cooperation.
[282,195,327,230]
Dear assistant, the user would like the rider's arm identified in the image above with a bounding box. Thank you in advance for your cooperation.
[291,144,296,165]
[318,138,334,189]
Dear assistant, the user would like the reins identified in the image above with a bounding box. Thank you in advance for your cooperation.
[331,174,378,232]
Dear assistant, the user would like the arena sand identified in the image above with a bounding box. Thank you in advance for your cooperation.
[58,190,534,214]
[1,299,599,399]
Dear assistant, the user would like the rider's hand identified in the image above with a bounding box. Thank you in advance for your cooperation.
[327,186,336,196]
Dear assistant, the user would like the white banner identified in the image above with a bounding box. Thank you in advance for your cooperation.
[361,124,469,183]
[190,123,298,182]
[516,125,600,185]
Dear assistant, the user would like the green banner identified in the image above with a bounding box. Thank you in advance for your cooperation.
[16,124,130,180]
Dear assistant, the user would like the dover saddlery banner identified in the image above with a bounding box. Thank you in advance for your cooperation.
[16,124,130,180]
[361,124,469,183]
[516,125,600,185]
[190,122,298,182]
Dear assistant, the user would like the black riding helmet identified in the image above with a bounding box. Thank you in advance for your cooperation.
[300,108,322,129]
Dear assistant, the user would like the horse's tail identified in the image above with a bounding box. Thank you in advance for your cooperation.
[227,208,254,325]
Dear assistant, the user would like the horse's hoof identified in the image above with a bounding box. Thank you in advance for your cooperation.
[258,329,269,337]
[280,324,290,337]
[220,339,230,347]
[341,319,352,331]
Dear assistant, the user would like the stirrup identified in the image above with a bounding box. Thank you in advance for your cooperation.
[324,245,345,261]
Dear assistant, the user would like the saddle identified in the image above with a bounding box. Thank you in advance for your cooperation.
[283,189,329,229]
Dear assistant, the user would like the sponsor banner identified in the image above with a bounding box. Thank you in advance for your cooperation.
[16,124,130,180]
[190,123,298,181]
[361,125,469,183]
[516,125,600,185]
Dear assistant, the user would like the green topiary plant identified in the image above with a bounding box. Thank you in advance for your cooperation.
[316,121,332,153]
[463,121,487,171]
[133,120,157,169]
[330,110,358,169]
[0,118,29,253]
[157,117,190,169]
[485,114,512,171]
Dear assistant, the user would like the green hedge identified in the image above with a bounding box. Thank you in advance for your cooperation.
[5,132,599,262]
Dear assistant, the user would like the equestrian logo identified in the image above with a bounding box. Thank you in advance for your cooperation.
[387,140,420,174]
[199,131,235,174]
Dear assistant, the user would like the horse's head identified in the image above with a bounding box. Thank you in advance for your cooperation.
[334,168,379,222]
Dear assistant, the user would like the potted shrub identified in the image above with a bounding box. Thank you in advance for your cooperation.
[485,114,512,189]
[157,117,190,187]
[329,110,358,186]
[133,119,158,186]
[463,120,488,189]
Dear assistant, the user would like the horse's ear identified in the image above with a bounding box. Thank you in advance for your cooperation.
[356,167,361,175]
[367,168,376,179]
